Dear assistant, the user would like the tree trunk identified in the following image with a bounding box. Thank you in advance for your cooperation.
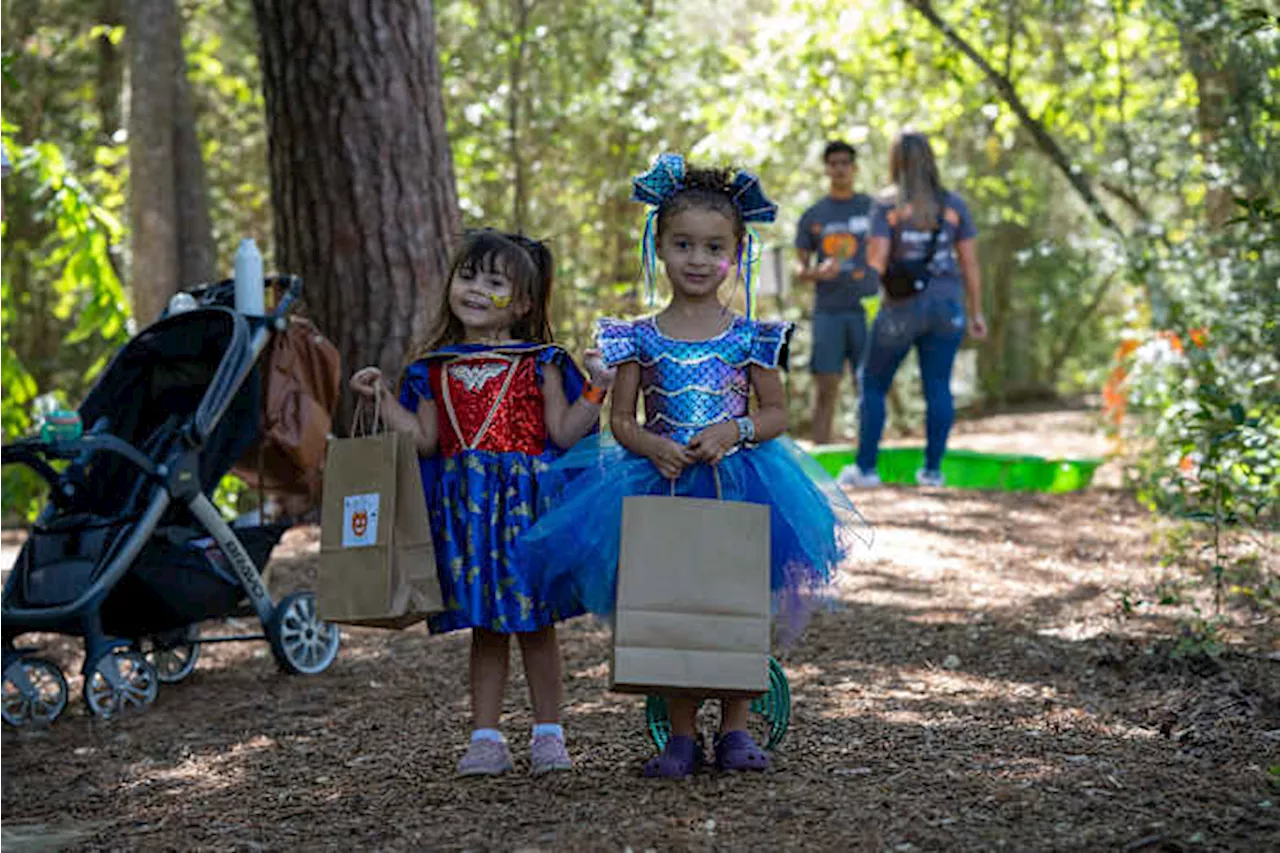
[173,52,217,285]
[978,223,1020,403]
[126,0,180,326]
[507,0,531,233]
[253,0,461,412]
[1179,24,1235,229]
[126,0,216,325]
[606,0,656,307]
[96,0,125,141]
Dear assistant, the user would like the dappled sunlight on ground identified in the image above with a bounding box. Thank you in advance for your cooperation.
[2,411,1276,851]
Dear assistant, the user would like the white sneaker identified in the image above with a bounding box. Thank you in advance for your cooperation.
[915,468,945,487]
[838,464,881,488]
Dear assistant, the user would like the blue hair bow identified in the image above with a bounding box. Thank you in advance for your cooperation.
[630,153,778,317]
[630,152,687,208]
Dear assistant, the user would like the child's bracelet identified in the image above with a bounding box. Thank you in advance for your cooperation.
[734,416,756,444]
[582,383,608,406]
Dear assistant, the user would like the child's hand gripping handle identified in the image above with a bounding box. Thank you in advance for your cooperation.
[350,387,386,438]
[349,366,395,437]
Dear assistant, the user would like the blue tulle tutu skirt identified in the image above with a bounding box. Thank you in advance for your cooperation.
[517,434,872,639]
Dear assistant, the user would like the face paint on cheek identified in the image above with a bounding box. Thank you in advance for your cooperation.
[489,293,512,308]
[717,259,731,277]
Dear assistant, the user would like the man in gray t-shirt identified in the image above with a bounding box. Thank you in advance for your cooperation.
[793,140,875,444]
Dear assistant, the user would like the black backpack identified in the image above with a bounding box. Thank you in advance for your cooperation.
[882,208,945,300]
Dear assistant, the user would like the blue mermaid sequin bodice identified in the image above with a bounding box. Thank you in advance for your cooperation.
[598,315,791,445]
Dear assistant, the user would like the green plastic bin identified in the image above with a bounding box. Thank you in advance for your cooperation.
[810,445,1101,493]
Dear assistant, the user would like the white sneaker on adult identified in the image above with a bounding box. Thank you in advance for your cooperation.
[915,468,945,488]
[838,464,881,488]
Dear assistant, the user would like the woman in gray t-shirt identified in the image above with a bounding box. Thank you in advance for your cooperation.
[840,131,987,488]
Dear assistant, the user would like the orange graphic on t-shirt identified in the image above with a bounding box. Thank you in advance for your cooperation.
[821,232,858,261]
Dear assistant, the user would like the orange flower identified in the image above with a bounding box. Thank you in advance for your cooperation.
[1102,335,1152,427]
[1189,327,1208,348]
[1156,330,1184,355]
[1178,455,1195,473]
[1102,365,1128,425]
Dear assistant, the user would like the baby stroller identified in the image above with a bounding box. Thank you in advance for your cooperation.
[2,276,341,726]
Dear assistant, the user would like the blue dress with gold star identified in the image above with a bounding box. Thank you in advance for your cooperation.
[398,343,590,634]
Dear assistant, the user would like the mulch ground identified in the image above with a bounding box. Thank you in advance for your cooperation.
[3,413,1277,852]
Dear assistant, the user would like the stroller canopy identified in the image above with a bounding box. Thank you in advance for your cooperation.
[77,307,260,507]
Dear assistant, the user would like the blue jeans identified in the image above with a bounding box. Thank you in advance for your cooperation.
[857,289,966,474]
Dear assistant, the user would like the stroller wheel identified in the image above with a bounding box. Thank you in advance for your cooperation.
[84,650,159,719]
[2,657,69,727]
[268,591,340,675]
[142,626,201,684]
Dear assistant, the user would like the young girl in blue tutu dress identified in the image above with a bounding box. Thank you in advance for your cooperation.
[520,155,869,778]
[349,230,614,777]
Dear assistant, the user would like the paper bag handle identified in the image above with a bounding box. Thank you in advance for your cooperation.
[350,389,385,438]
[668,465,724,500]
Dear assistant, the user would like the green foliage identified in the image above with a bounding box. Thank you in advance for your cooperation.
[184,0,272,265]
[435,0,1179,431]
[29,142,129,347]
[1170,610,1227,660]
[1094,2,1280,636]
[1,129,132,522]
[1,0,1276,545]
[212,473,249,520]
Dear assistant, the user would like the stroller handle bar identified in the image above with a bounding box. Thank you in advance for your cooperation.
[178,274,302,321]
[3,434,159,478]
[2,432,163,514]
[273,275,303,318]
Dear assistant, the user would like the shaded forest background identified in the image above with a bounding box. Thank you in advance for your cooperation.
[2,0,1276,544]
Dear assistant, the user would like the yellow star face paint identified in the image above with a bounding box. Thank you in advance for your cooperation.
[489,293,512,308]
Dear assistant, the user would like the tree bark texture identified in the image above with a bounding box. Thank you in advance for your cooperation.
[126,0,180,326]
[96,0,125,142]
[1179,25,1235,229]
[173,57,217,287]
[253,0,461,401]
[507,0,531,234]
[126,0,216,325]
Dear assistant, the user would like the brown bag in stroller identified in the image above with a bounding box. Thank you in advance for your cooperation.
[232,317,341,518]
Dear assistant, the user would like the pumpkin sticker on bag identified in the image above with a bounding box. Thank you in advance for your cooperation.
[342,493,380,548]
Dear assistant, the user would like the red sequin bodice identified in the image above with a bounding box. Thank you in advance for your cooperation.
[429,354,547,457]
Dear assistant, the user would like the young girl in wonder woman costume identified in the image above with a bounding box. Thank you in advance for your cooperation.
[520,155,869,779]
[350,230,612,777]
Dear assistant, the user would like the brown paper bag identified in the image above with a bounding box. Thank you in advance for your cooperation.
[610,478,771,698]
[317,398,441,628]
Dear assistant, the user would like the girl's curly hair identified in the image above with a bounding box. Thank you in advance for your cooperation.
[654,165,746,247]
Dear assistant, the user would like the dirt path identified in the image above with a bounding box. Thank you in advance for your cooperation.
[3,413,1276,852]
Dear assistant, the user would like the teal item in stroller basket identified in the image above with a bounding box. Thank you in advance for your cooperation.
[38,408,82,443]
[2,275,341,727]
